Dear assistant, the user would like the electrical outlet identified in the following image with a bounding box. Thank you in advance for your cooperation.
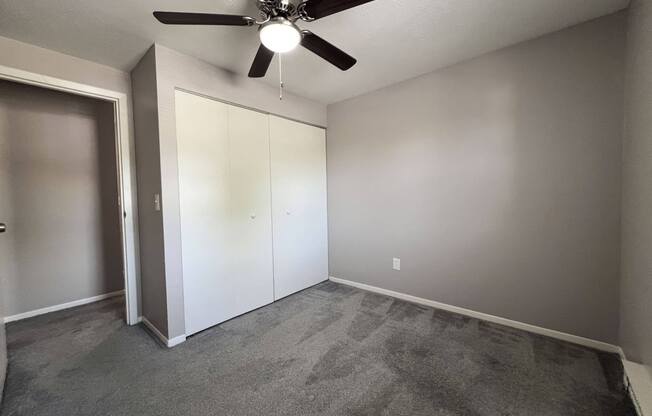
[393,257,401,271]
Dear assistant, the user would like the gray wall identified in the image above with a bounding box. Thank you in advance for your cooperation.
[0,80,123,317]
[327,13,625,344]
[620,0,652,365]
[131,47,169,335]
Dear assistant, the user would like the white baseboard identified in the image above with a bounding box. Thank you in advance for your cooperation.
[329,276,622,354]
[3,290,125,323]
[140,316,186,348]
[167,334,187,347]
[623,360,652,416]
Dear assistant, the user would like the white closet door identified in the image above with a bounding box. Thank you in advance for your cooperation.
[269,115,328,300]
[176,91,273,336]
[224,105,274,320]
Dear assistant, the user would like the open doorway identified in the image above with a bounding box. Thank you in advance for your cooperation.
[0,75,138,325]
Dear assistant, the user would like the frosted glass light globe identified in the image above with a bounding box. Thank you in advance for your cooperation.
[259,17,301,53]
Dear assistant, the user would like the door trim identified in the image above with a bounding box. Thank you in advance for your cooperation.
[0,64,141,325]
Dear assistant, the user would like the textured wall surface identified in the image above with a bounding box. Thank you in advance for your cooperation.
[327,14,626,343]
[620,0,652,365]
[0,80,124,317]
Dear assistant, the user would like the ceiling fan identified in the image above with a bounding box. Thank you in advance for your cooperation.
[153,0,374,78]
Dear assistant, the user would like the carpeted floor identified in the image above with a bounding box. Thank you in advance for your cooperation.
[0,281,636,415]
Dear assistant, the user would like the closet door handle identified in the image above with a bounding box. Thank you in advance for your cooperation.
[250,213,257,220]
[0,223,6,233]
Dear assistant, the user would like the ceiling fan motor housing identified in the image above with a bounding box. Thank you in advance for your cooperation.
[257,0,299,20]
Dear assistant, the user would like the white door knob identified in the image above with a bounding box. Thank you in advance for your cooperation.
[250,213,256,219]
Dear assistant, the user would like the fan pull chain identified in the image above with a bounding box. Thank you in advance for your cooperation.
[279,54,283,100]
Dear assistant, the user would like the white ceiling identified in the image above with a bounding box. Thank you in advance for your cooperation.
[0,0,629,104]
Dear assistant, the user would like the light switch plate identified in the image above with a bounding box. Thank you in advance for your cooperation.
[154,193,161,211]
[393,257,401,271]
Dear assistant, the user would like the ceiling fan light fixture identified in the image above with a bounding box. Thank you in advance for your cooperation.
[259,17,301,53]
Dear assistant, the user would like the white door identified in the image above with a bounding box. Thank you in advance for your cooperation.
[176,91,274,335]
[269,116,328,300]
[224,104,274,319]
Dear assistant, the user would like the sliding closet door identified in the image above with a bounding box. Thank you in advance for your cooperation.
[224,105,274,319]
[269,116,328,300]
[176,91,273,335]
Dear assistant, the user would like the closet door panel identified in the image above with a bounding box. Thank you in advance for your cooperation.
[176,91,273,336]
[225,105,274,318]
[270,116,328,300]
[176,91,230,335]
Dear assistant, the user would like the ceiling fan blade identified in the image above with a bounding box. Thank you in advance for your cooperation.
[302,0,375,20]
[153,11,252,26]
[300,31,356,71]
[248,45,275,78]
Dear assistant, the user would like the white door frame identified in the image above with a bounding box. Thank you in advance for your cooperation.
[0,64,141,325]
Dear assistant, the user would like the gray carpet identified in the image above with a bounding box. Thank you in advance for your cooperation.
[0,281,635,415]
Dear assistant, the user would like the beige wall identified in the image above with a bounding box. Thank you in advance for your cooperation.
[327,13,626,343]
[620,0,652,365]
[0,80,124,316]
